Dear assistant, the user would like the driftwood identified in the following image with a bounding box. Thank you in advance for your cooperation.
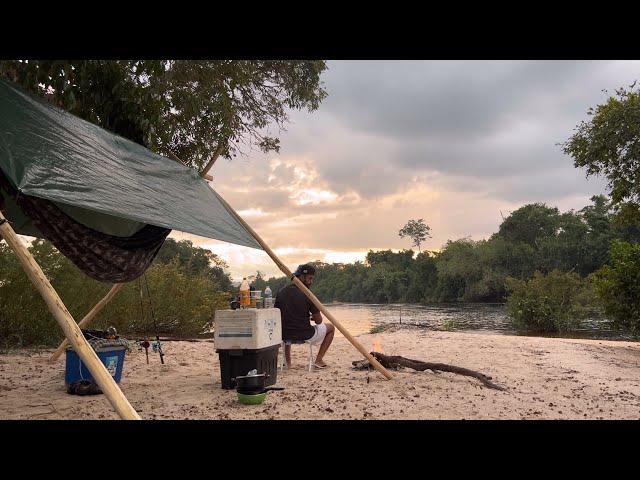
[352,352,506,391]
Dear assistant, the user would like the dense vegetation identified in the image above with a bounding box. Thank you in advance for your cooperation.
[505,271,596,333]
[591,241,640,336]
[252,195,640,336]
[0,239,230,348]
[258,195,626,303]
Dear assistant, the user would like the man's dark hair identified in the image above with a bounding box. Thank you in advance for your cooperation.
[294,264,316,277]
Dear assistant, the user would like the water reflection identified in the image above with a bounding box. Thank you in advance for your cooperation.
[323,303,633,341]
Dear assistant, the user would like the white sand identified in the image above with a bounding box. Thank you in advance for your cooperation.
[1,328,639,419]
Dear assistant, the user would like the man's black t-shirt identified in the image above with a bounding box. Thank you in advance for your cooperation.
[275,283,319,341]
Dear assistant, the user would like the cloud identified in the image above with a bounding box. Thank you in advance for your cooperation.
[195,60,640,279]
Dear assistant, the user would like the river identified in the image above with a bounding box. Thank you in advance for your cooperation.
[323,302,633,341]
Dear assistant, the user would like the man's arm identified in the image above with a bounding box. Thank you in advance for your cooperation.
[311,312,322,324]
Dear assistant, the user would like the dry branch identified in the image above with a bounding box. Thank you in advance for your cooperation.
[353,352,506,391]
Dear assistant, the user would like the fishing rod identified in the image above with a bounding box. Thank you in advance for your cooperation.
[143,273,164,364]
[138,276,164,364]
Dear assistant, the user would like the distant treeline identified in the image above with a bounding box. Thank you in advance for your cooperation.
[252,195,639,304]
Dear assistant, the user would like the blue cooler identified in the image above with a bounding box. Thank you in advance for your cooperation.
[65,345,127,386]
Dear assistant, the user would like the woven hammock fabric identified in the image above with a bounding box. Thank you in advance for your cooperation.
[0,169,169,282]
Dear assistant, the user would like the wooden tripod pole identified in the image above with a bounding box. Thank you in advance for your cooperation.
[49,282,125,362]
[215,195,394,380]
[0,211,141,420]
[200,143,225,178]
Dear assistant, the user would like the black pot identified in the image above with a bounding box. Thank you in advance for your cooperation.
[232,373,268,391]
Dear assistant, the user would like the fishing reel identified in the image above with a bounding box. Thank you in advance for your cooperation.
[106,326,118,339]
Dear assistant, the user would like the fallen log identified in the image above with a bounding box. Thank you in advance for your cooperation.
[352,352,506,391]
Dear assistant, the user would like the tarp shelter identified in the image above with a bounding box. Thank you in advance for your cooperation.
[0,78,392,420]
[0,79,260,248]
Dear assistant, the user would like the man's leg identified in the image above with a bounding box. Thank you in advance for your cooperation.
[284,343,292,367]
[314,323,335,366]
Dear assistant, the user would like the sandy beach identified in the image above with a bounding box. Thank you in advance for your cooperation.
[1,328,639,420]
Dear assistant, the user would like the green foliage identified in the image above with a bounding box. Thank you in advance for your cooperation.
[369,324,391,334]
[563,82,640,206]
[155,238,232,292]
[592,241,640,336]
[255,195,629,307]
[398,218,431,251]
[0,239,229,347]
[257,251,439,304]
[505,270,594,333]
[441,319,458,331]
[95,259,227,337]
[251,271,289,297]
[0,60,328,170]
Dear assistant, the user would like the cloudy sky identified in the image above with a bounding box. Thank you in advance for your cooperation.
[170,60,640,281]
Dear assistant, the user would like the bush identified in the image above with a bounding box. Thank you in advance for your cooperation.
[0,240,229,347]
[592,241,640,337]
[505,270,594,333]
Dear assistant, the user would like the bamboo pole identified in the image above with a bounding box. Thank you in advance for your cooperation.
[214,195,394,380]
[49,283,125,362]
[0,211,141,420]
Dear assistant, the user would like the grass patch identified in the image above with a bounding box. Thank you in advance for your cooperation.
[369,324,392,334]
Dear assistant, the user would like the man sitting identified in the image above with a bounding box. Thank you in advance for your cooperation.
[275,264,335,369]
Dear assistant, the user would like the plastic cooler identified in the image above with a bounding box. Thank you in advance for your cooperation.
[65,346,127,386]
[214,308,282,389]
[217,345,280,389]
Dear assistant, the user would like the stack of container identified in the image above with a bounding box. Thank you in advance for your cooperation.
[213,308,282,389]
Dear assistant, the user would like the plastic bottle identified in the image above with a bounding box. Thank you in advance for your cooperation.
[239,278,250,307]
[264,286,274,308]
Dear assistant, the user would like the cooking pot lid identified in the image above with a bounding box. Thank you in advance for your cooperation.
[235,373,267,380]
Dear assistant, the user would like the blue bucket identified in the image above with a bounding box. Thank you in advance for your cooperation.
[64,346,127,386]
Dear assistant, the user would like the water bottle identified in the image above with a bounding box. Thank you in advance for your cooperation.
[239,278,250,307]
[264,286,274,308]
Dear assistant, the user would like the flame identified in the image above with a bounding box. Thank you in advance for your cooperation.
[372,340,382,353]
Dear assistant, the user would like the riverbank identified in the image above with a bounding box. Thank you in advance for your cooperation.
[1,328,639,419]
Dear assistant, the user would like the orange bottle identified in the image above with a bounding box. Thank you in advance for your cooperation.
[239,278,251,307]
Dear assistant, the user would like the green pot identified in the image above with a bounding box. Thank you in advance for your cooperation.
[237,391,267,405]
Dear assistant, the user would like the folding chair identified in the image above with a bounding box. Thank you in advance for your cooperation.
[279,339,314,372]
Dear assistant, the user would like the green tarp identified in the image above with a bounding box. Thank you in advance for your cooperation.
[0,79,261,250]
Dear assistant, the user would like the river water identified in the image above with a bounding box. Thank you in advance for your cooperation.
[323,303,633,341]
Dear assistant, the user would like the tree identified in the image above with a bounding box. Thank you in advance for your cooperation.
[0,60,328,170]
[497,203,560,248]
[155,238,232,291]
[398,219,431,251]
[592,240,640,337]
[563,82,640,207]
[505,270,594,333]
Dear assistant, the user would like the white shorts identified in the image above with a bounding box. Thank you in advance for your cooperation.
[307,323,327,346]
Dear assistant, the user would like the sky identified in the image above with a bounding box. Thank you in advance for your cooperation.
[169,60,640,282]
